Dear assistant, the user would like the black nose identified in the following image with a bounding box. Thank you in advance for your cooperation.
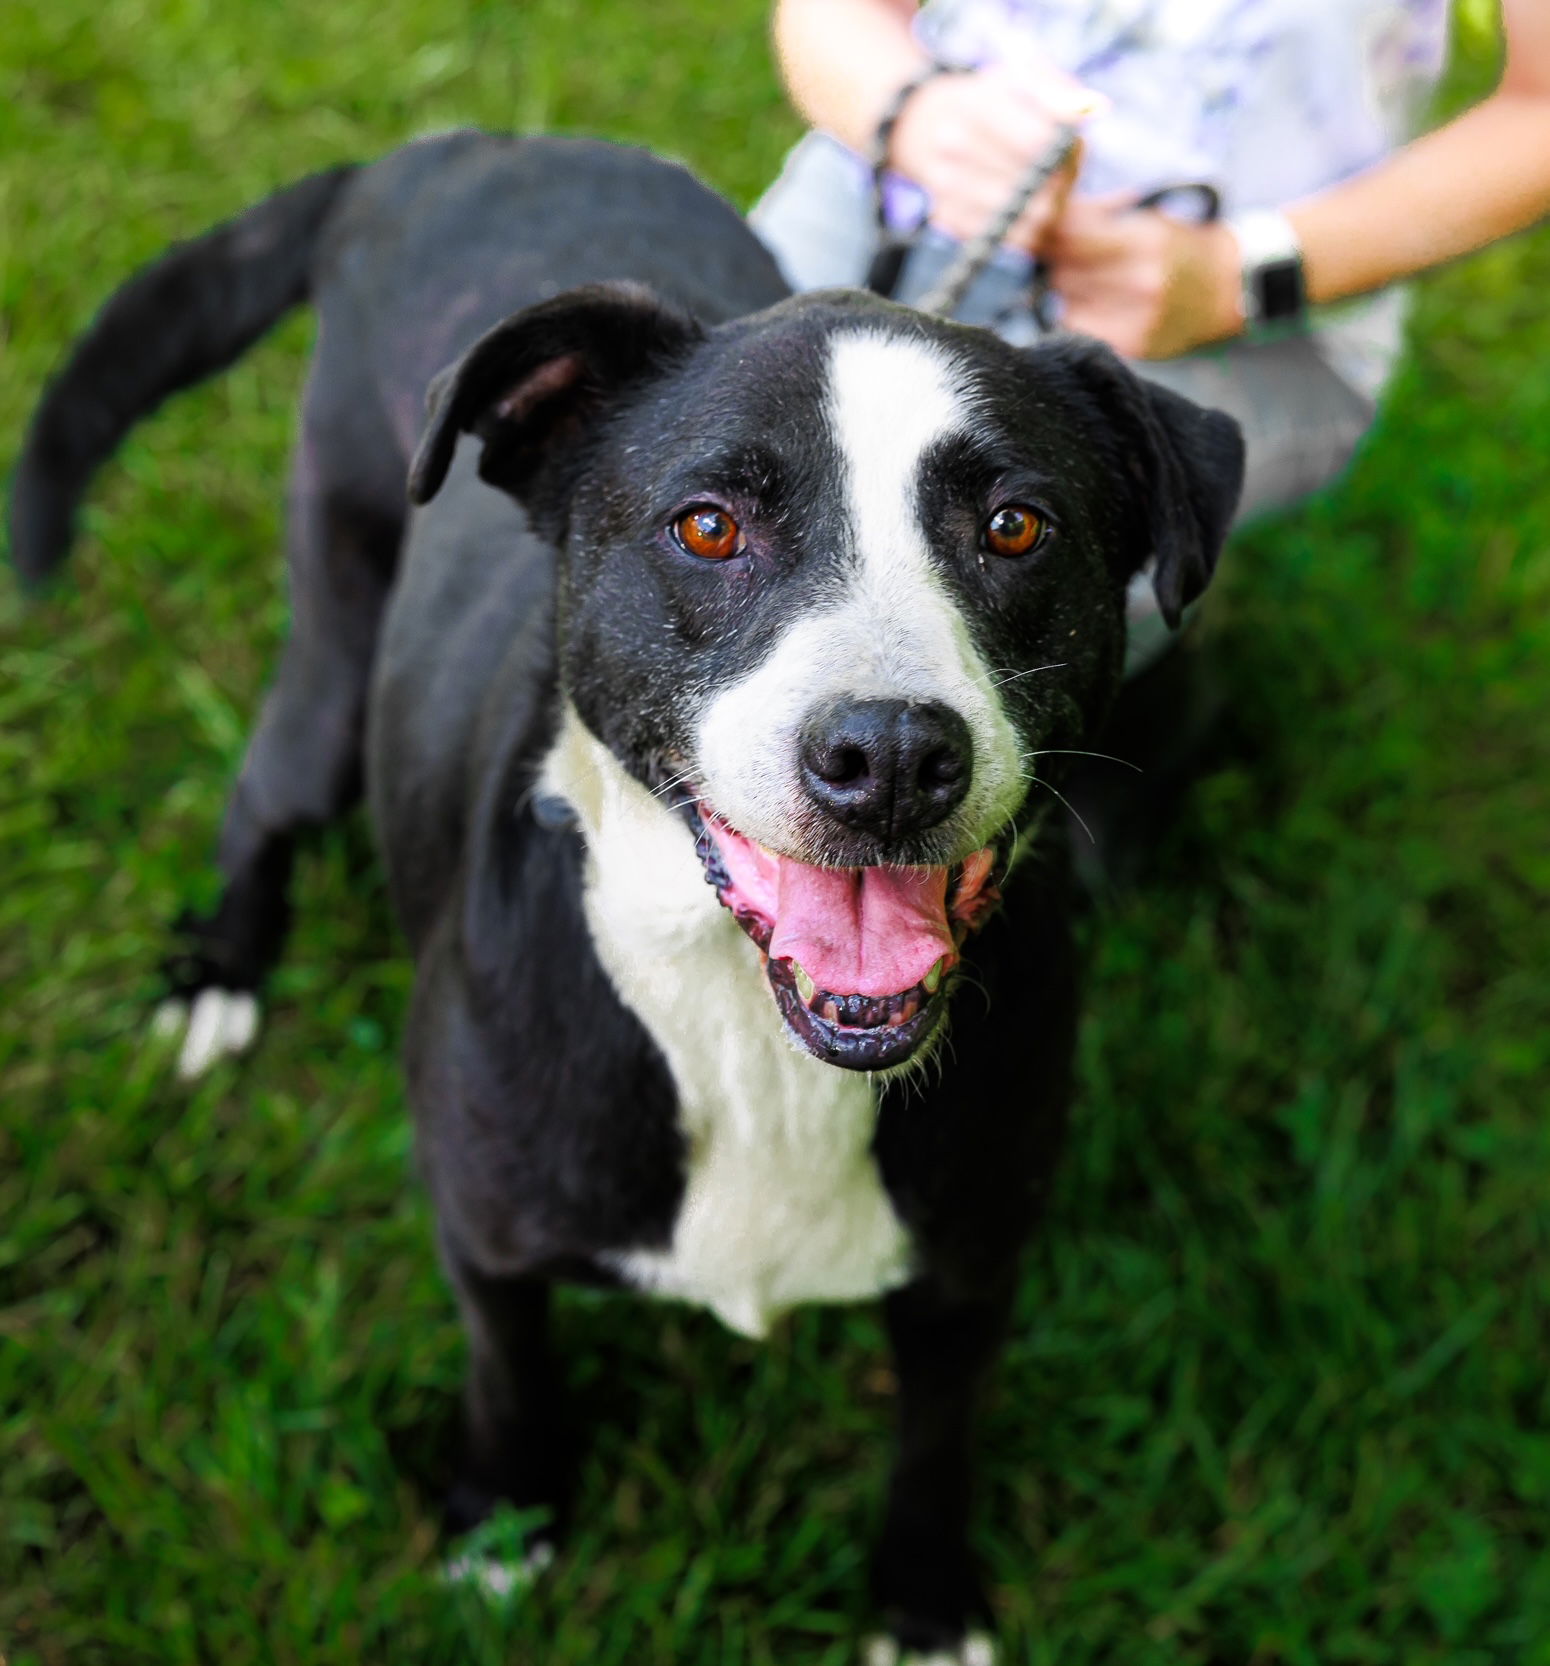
[799,698,972,842]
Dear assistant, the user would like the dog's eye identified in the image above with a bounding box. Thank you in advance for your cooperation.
[673,506,744,560]
[982,505,1049,559]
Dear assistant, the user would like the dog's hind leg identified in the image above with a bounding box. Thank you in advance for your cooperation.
[159,425,401,1078]
[439,1253,572,1592]
[867,1276,1013,1666]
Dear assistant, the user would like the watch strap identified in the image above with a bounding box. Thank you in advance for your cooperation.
[1228,209,1307,330]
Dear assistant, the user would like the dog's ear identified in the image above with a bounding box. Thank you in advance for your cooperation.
[408,281,704,510]
[1038,336,1245,628]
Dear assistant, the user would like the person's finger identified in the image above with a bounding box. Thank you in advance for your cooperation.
[895,75,1052,188]
[1077,187,1144,212]
[938,66,1103,175]
[928,162,1036,233]
[1044,199,1149,262]
[1042,141,1083,223]
[954,99,1063,175]
[985,60,1111,124]
[978,93,1101,171]
[1062,306,1143,358]
[1003,143,1084,255]
[1045,254,1100,303]
[898,67,1107,249]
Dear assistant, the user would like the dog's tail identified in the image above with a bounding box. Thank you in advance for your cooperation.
[8,162,359,587]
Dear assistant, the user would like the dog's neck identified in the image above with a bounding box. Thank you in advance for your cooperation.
[537,701,913,1338]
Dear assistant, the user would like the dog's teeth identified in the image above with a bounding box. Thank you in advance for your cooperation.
[793,963,816,1004]
[923,957,946,995]
[821,998,840,1024]
[888,992,920,1027]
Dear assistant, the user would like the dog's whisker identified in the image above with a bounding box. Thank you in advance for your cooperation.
[1029,774,1095,847]
[649,767,701,802]
[982,660,1068,691]
[1027,747,1143,773]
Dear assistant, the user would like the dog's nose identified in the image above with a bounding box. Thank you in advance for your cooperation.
[799,698,971,841]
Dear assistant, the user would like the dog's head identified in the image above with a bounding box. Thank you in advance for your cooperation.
[410,284,1242,1071]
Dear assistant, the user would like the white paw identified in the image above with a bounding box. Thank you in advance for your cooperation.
[862,1632,996,1666]
[442,1540,554,1600]
[151,988,261,1079]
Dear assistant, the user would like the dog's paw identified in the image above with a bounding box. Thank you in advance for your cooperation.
[441,1483,562,1602]
[152,987,260,1079]
[862,1632,996,1666]
[442,1539,555,1601]
[869,1527,992,1664]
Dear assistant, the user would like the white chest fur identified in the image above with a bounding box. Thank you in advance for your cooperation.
[539,706,913,1339]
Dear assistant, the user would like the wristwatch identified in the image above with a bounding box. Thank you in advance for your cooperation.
[1228,209,1307,332]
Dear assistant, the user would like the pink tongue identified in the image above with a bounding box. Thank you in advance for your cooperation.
[708,822,954,997]
[771,862,955,996]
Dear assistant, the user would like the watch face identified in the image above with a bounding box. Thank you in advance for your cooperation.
[1260,255,1305,322]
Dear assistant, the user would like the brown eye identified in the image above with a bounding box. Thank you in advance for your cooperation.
[674,506,743,560]
[982,504,1049,558]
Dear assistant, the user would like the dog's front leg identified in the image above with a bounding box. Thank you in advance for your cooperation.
[442,1249,572,1573]
[870,1272,1014,1662]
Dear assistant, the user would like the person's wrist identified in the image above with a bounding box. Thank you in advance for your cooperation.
[1138,219,1245,359]
[1199,219,1249,344]
[868,61,963,176]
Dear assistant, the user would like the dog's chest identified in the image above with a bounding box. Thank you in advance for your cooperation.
[540,712,913,1339]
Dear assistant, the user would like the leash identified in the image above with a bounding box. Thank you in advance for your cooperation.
[867,122,1221,332]
[911,122,1080,319]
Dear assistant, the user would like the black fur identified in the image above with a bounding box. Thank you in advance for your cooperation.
[12,132,1242,1656]
[8,163,358,588]
[1037,334,1243,627]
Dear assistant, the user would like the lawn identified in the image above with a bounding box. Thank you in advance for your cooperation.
[2,2,1548,1662]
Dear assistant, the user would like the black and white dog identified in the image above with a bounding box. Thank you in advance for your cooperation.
[11,132,1242,1660]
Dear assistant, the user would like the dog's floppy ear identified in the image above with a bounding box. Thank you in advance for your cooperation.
[408,281,704,509]
[1040,336,1245,628]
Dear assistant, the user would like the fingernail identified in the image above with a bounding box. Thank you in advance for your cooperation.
[1042,84,1110,120]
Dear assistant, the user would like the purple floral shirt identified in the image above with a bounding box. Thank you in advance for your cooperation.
[914,0,1450,212]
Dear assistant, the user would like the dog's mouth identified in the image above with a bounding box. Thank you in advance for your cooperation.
[684,804,1001,1072]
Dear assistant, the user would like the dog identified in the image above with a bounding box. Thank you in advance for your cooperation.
[11,130,1243,1661]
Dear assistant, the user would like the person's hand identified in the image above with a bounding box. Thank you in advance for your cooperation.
[887,63,1103,255]
[1043,195,1245,359]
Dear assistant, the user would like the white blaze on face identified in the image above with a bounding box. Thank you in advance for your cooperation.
[694,327,1025,857]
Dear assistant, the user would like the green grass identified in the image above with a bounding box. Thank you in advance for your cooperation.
[3,3,1548,1661]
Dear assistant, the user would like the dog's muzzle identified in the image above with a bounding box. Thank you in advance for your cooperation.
[683,800,1001,1071]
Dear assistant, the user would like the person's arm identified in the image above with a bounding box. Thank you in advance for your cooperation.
[1048,0,1550,359]
[771,0,1101,250]
[1289,0,1550,301]
[773,0,932,152]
